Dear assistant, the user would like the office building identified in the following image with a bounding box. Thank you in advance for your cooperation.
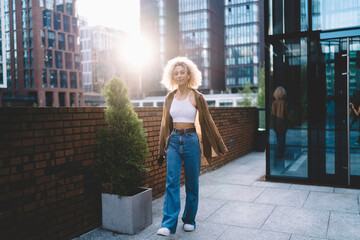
[224,0,264,91]
[179,0,225,93]
[265,0,360,187]
[78,17,93,93]
[0,0,83,107]
[78,24,139,104]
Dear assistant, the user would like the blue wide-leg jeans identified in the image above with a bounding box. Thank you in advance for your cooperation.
[161,130,201,234]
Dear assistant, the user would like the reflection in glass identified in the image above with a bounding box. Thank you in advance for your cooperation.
[70,72,77,88]
[269,38,308,177]
[60,71,67,88]
[50,69,57,88]
[313,0,360,31]
[42,69,47,88]
[268,0,308,35]
[349,38,360,176]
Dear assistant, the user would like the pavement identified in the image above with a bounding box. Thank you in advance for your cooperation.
[74,152,360,240]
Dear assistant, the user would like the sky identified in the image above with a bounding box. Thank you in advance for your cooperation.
[76,0,140,34]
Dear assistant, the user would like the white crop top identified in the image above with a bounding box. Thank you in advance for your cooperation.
[170,91,197,123]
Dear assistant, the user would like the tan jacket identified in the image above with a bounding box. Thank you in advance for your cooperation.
[271,99,291,135]
[159,89,228,166]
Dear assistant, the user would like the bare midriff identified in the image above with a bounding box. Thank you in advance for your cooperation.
[173,123,195,129]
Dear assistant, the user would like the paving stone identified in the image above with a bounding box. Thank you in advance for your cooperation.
[193,197,228,221]
[255,188,309,207]
[251,181,292,189]
[217,226,290,240]
[334,187,360,195]
[303,192,359,213]
[207,201,275,229]
[327,211,360,240]
[210,173,261,185]
[210,185,265,202]
[289,184,334,193]
[290,235,327,240]
[262,206,330,238]
[262,207,330,238]
[199,183,228,198]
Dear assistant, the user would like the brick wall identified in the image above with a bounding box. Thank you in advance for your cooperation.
[0,106,257,239]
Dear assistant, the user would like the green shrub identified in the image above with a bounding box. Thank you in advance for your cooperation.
[95,77,149,196]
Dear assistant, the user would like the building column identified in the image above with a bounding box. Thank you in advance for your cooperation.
[38,91,46,107]
[53,91,59,107]
[74,92,79,107]
[65,92,70,107]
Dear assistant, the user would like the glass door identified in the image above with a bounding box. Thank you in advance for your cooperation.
[320,37,360,186]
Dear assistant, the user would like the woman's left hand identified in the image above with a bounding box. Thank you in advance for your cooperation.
[219,152,227,157]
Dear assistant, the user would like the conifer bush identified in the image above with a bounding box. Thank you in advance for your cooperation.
[95,77,149,196]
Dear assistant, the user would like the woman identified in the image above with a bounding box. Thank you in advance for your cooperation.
[157,57,228,236]
[271,86,291,161]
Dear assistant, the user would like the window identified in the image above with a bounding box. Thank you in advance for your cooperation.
[63,15,70,32]
[66,0,73,15]
[41,29,46,47]
[60,71,67,88]
[44,49,53,68]
[29,49,33,67]
[22,9,28,28]
[28,8,32,27]
[24,70,29,88]
[56,0,63,12]
[65,52,72,69]
[43,9,51,28]
[72,17,77,33]
[29,29,33,47]
[70,72,77,88]
[23,30,28,48]
[79,73,82,89]
[58,32,65,50]
[24,50,29,68]
[67,34,74,52]
[50,70,57,88]
[55,51,63,69]
[53,12,61,30]
[74,54,80,70]
[59,92,65,106]
[42,69,47,87]
[30,69,34,88]
[46,0,54,10]
[48,30,55,48]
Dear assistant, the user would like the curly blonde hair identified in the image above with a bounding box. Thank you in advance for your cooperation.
[161,56,202,91]
[273,86,287,100]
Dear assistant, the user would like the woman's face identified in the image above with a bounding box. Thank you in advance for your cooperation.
[173,65,189,87]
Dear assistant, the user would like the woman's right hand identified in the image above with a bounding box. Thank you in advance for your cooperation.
[158,155,165,166]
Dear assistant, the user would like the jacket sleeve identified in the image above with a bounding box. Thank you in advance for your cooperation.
[158,98,167,156]
[199,95,228,155]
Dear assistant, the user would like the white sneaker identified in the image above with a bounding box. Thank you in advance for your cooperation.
[157,227,171,236]
[183,224,195,232]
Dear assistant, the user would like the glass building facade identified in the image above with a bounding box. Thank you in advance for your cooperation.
[179,0,225,92]
[0,0,7,88]
[266,0,360,187]
[225,0,265,91]
[0,0,83,107]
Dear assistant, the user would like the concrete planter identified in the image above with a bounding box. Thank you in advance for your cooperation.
[101,187,152,235]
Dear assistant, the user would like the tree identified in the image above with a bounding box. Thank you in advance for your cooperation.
[238,82,253,107]
[256,65,265,108]
[95,77,149,196]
